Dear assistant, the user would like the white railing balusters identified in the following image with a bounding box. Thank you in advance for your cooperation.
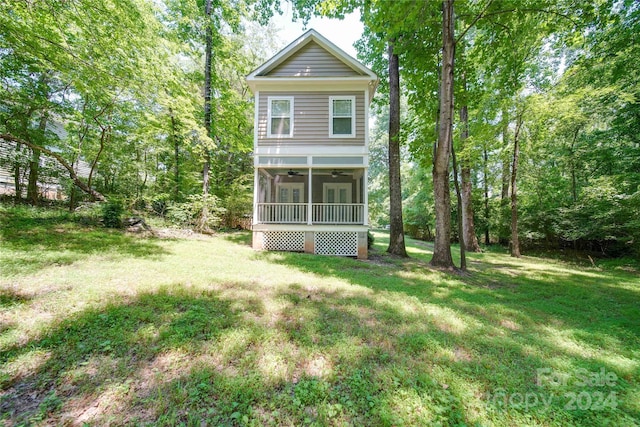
[256,203,365,224]
[257,203,307,223]
[312,204,364,224]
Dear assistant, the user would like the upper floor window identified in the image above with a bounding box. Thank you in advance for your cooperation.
[268,97,294,137]
[329,96,356,138]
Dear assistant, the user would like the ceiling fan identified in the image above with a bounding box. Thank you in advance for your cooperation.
[287,169,302,177]
[331,170,347,178]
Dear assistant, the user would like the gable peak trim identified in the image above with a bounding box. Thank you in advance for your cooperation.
[247,29,377,81]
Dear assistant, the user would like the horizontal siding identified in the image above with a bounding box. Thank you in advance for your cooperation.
[0,138,90,187]
[258,91,365,146]
[267,42,362,77]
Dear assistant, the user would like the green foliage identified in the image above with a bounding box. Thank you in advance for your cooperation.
[367,230,374,249]
[551,177,640,255]
[219,175,253,229]
[166,194,225,229]
[0,0,276,227]
[102,200,124,228]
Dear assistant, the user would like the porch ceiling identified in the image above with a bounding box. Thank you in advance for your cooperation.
[262,168,359,177]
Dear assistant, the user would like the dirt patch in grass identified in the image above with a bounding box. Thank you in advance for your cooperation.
[139,227,215,240]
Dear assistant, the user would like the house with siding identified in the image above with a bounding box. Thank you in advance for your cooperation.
[246,29,378,258]
[0,121,90,200]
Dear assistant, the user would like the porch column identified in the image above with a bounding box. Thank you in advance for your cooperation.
[307,168,313,225]
[253,167,259,225]
[363,168,369,226]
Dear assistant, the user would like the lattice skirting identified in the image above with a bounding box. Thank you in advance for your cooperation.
[261,231,305,252]
[314,232,358,257]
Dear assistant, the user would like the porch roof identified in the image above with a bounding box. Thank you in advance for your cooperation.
[255,154,366,168]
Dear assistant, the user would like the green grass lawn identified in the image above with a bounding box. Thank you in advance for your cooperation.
[1,205,639,426]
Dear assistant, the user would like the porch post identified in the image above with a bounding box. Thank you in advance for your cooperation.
[253,167,259,225]
[363,168,369,226]
[307,167,313,225]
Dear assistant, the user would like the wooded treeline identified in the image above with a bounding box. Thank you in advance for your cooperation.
[325,0,639,263]
[0,0,278,229]
[1,1,638,262]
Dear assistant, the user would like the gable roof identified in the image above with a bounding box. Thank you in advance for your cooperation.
[246,29,378,92]
[267,40,363,77]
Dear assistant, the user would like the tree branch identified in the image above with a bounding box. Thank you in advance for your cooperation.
[457,0,495,43]
[0,133,106,201]
[457,5,580,44]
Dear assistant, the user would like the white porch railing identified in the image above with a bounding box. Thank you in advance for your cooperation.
[256,203,365,224]
[312,203,364,224]
[257,203,307,223]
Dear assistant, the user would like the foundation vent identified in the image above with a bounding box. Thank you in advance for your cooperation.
[262,231,305,252]
[314,232,358,256]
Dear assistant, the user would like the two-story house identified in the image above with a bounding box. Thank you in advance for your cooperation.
[246,29,378,259]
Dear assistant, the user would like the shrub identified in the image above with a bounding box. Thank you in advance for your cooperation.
[220,175,253,229]
[102,200,123,228]
[367,230,375,249]
[165,194,225,230]
[166,202,192,226]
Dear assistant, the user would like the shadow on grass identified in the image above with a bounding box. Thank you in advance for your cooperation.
[257,244,640,348]
[0,207,169,276]
[0,287,237,424]
[221,230,252,246]
[0,288,30,308]
[247,246,639,424]
[0,278,638,425]
[1,225,638,425]
[0,284,476,425]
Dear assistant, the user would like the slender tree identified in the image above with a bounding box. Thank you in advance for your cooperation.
[451,141,466,270]
[458,93,480,252]
[387,41,408,257]
[510,107,524,257]
[482,143,490,245]
[430,0,455,268]
[199,0,214,231]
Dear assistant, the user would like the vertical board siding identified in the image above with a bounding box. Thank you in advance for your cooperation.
[267,42,362,77]
[258,91,365,145]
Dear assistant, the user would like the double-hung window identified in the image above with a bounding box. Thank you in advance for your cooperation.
[268,97,294,138]
[329,96,356,138]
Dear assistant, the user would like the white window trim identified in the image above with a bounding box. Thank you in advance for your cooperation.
[329,96,356,138]
[323,183,352,203]
[267,96,294,138]
[276,182,305,203]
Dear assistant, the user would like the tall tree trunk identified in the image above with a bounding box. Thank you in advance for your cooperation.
[570,126,580,203]
[387,41,407,257]
[200,0,213,231]
[27,75,50,205]
[451,142,466,270]
[87,122,108,191]
[142,150,148,196]
[69,98,90,210]
[27,112,47,205]
[170,108,180,201]
[27,147,41,205]
[13,140,22,203]
[483,144,490,245]
[459,97,480,252]
[499,108,510,246]
[510,114,523,258]
[430,0,455,269]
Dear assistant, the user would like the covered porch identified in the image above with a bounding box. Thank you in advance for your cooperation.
[253,167,368,226]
